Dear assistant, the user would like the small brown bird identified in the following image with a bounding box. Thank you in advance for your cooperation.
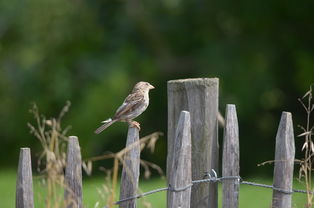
[95,81,155,134]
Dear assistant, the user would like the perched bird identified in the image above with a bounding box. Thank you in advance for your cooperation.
[94,81,155,134]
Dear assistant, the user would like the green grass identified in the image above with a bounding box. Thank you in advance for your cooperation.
[0,169,309,208]
[0,169,16,208]
[235,178,308,208]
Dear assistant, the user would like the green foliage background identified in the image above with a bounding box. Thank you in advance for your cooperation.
[0,0,313,175]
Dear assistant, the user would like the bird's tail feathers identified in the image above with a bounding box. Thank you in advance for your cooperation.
[94,119,116,134]
[101,118,112,123]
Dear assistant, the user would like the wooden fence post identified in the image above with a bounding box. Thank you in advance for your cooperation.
[64,136,83,208]
[272,112,295,208]
[222,104,240,208]
[16,148,34,208]
[119,127,140,208]
[167,78,219,208]
[167,111,192,208]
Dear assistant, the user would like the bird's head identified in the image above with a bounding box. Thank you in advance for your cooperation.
[133,81,155,92]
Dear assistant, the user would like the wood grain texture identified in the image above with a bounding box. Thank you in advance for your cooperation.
[167,111,192,208]
[119,127,140,208]
[222,104,239,208]
[272,112,295,208]
[167,78,219,208]
[64,136,83,208]
[16,148,34,208]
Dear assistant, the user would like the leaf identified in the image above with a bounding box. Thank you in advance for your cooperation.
[298,125,307,132]
[311,142,314,153]
[302,142,308,151]
[94,202,100,208]
[82,160,92,176]
[298,131,312,137]
[302,90,311,99]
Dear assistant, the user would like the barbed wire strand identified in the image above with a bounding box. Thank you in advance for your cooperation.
[111,169,313,207]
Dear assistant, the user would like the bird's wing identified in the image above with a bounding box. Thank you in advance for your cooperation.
[113,92,144,119]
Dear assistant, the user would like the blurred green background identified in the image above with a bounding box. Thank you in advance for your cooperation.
[0,0,313,178]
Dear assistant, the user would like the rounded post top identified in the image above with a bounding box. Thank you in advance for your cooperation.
[68,136,79,142]
[178,110,191,121]
[225,104,238,119]
[280,111,292,122]
[168,78,219,84]
[167,78,219,91]
[282,111,292,116]
[180,110,190,115]
[279,111,293,127]
[68,136,80,147]
[226,104,236,109]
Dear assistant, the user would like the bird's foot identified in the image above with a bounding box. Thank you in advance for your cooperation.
[129,121,141,130]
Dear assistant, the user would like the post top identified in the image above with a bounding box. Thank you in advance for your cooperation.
[282,111,292,116]
[168,77,219,84]
[167,78,219,92]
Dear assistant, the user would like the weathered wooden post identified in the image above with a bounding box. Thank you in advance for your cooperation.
[168,111,192,208]
[167,78,219,208]
[222,104,240,208]
[272,112,295,208]
[64,136,83,208]
[119,127,140,208]
[16,148,34,208]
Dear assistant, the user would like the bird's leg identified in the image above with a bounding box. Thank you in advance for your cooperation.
[127,120,141,130]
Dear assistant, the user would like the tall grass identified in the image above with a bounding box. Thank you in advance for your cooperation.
[85,131,163,208]
[27,101,163,208]
[298,84,314,207]
[28,101,71,208]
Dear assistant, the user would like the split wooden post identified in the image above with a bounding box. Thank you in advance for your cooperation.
[272,112,295,208]
[119,127,140,208]
[167,111,192,208]
[222,104,240,208]
[167,78,219,208]
[64,136,83,208]
[16,148,34,208]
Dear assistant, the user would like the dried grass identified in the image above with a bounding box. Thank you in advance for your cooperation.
[85,132,164,208]
[298,84,314,208]
[28,101,164,208]
[28,101,71,208]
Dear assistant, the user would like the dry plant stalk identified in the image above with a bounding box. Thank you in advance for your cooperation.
[27,101,163,208]
[298,84,314,208]
[28,101,71,208]
[85,132,164,208]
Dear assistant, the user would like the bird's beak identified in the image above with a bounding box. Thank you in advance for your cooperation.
[149,84,155,89]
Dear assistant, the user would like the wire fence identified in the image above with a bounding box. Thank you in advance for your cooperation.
[111,169,312,207]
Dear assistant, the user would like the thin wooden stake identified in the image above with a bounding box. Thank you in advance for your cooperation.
[222,104,240,208]
[64,136,83,208]
[16,148,34,208]
[119,127,140,208]
[272,112,295,208]
[167,78,219,208]
[167,111,192,208]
